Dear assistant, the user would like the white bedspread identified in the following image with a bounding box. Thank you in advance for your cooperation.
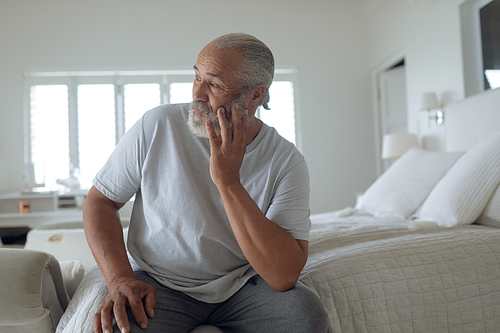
[58,211,500,332]
[303,211,500,332]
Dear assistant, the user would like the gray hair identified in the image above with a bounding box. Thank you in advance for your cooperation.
[210,33,274,110]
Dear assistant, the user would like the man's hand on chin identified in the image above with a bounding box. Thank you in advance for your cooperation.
[205,104,248,189]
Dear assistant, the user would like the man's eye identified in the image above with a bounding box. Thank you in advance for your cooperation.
[210,82,219,88]
[194,75,201,81]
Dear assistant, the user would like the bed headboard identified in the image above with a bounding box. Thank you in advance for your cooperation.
[445,88,500,152]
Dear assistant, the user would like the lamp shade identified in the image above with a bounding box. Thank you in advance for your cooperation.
[420,92,440,110]
[381,133,419,160]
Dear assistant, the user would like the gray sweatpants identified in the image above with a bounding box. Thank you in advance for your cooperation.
[115,271,328,333]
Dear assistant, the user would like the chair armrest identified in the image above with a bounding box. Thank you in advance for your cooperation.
[0,248,70,327]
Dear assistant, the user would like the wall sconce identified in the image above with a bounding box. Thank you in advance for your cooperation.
[381,133,419,160]
[420,92,444,125]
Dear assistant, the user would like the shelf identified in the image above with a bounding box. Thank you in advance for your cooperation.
[0,209,83,228]
[0,193,132,229]
[0,193,58,214]
[0,192,86,228]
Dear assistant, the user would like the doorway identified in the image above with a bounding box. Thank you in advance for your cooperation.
[372,57,408,174]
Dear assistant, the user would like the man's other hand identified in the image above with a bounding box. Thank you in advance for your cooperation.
[94,276,156,333]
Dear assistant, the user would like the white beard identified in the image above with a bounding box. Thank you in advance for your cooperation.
[187,96,247,138]
[187,107,220,138]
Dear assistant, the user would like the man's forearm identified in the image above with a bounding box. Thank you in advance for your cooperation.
[83,187,135,285]
[217,182,308,292]
[83,187,156,333]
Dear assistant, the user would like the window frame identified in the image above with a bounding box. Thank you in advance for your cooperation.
[23,69,300,188]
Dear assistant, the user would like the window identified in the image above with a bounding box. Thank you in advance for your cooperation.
[29,85,70,188]
[25,70,298,191]
[124,84,162,131]
[260,81,296,144]
[77,84,117,188]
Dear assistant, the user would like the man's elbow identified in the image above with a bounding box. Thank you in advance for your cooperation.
[268,274,301,292]
[268,254,307,292]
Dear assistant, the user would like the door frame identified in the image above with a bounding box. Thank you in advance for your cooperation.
[371,48,406,176]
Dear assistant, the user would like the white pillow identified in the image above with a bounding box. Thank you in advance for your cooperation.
[59,260,86,299]
[359,147,463,218]
[419,131,500,227]
[476,184,500,227]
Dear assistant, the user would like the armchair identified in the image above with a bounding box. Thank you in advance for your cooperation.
[0,248,69,332]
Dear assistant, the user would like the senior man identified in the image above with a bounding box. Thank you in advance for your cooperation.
[83,33,328,333]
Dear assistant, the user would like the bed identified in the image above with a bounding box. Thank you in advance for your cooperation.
[300,87,500,332]
[2,88,499,333]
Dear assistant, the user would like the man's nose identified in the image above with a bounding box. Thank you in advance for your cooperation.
[192,82,209,102]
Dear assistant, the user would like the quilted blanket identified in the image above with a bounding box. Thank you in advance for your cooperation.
[303,211,500,332]
[57,212,500,332]
[57,266,108,333]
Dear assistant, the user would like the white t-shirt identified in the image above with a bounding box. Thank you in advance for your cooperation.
[93,103,311,303]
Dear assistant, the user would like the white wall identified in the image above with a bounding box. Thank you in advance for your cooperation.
[365,0,468,151]
[0,0,376,213]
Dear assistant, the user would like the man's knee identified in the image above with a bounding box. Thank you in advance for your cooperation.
[285,283,329,332]
[213,277,329,332]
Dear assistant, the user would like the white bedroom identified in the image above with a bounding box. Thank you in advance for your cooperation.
[1,0,499,332]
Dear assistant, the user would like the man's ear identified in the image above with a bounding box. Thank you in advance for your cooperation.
[247,84,266,107]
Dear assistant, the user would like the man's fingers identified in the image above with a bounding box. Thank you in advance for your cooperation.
[144,289,157,318]
[99,302,115,333]
[113,300,131,333]
[129,296,149,330]
[230,104,242,142]
[93,311,104,333]
[217,106,232,141]
[205,119,220,146]
[231,103,241,126]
